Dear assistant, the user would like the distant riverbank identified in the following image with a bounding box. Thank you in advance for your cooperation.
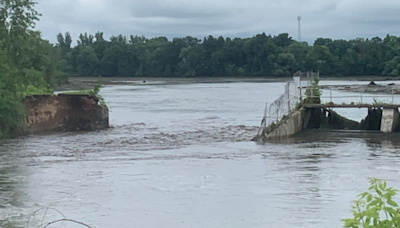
[56,76,400,95]
[320,81,400,94]
[55,76,293,91]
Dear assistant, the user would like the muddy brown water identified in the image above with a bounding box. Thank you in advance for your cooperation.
[2,81,400,228]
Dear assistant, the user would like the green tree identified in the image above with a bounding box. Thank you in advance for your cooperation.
[286,42,310,72]
[57,32,72,59]
[0,0,41,67]
[243,33,275,76]
[76,46,99,76]
[99,44,123,77]
[53,30,400,78]
[382,56,400,76]
[273,33,293,47]
[272,53,296,76]
[308,45,339,75]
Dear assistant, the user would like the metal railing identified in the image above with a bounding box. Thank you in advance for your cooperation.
[311,87,398,105]
[262,77,303,128]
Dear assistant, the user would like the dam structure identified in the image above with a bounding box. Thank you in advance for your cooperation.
[254,71,400,142]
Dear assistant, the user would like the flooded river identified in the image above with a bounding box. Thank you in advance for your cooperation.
[1,81,400,228]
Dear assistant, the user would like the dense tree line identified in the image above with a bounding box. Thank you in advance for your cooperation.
[58,32,400,77]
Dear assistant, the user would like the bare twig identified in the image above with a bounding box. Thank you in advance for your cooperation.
[27,208,43,227]
[39,207,66,228]
[26,206,66,228]
[41,207,50,226]
[42,219,93,228]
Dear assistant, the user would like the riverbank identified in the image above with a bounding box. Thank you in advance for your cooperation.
[24,94,109,133]
[56,76,400,94]
[54,77,293,92]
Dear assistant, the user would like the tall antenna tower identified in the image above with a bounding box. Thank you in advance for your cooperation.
[297,16,302,42]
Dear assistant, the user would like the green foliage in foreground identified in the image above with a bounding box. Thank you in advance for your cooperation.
[343,178,400,228]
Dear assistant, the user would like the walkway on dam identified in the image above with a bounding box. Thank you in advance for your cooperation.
[302,104,400,109]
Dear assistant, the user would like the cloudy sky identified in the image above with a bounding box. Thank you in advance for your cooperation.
[35,0,400,44]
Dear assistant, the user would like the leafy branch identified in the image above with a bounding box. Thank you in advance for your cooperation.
[343,178,400,228]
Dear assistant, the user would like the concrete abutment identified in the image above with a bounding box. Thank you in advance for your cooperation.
[259,106,400,142]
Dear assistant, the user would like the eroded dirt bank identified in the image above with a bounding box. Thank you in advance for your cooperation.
[23,94,109,133]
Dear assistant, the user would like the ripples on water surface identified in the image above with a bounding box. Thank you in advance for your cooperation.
[1,81,400,228]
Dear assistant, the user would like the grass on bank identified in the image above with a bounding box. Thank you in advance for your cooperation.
[61,81,106,106]
[22,85,54,97]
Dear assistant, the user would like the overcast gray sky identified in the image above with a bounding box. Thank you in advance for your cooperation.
[35,0,400,44]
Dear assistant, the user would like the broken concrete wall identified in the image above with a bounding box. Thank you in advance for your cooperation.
[23,94,109,133]
[258,107,361,142]
[256,106,400,143]
[302,108,359,130]
[324,109,360,130]
[360,108,382,130]
[262,109,304,141]
[302,108,323,129]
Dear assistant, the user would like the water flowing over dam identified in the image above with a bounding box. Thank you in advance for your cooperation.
[2,80,400,228]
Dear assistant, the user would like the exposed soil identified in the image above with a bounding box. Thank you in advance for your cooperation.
[24,94,109,133]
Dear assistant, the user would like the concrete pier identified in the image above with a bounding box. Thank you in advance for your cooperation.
[380,108,399,133]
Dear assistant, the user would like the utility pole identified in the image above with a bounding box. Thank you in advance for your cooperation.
[297,16,302,42]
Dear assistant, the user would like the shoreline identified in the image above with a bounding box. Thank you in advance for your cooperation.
[320,82,400,95]
[55,76,295,91]
[56,76,400,95]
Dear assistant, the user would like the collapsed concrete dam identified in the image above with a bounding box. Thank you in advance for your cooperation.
[254,71,400,142]
[23,94,109,134]
[254,106,400,142]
